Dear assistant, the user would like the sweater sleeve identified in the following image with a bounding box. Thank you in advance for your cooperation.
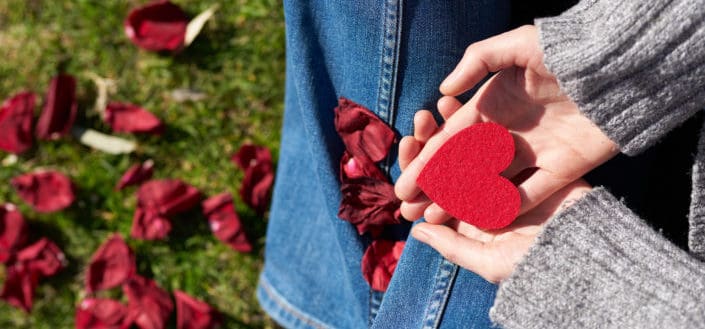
[489,187,705,328]
[535,0,705,156]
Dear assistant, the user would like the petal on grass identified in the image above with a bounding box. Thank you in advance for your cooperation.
[334,98,395,162]
[0,263,38,312]
[239,162,274,215]
[0,204,28,264]
[0,92,36,154]
[137,179,201,216]
[130,208,172,241]
[174,290,221,329]
[184,4,218,47]
[123,275,174,329]
[75,298,131,329]
[202,193,252,253]
[36,74,77,140]
[116,160,154,190]
[124,1,189,52]
[361,240,405,292]
[86,234,136,293]
[11,170,76,213]
[105,103,164,135]
[73,127,137,155]
[16,237,66,277]
[230,144,272,171]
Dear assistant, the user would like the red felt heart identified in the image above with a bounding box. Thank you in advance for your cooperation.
[416,122,520,230]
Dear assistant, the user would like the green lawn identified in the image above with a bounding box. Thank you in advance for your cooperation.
[0,0,284,328]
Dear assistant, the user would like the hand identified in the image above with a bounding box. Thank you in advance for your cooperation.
[395,25,618,223]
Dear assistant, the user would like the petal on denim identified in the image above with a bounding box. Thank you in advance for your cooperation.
[361,240,405,292]
[137,179,201,216]
[36,74,77,140]
[0,263,38,312]
[123,275,174,329]
[0,92,36,154]
[16,238,66,277]
[130,208,172,241]
[116,160,155,190]
[174,290,221,329]
[334,97,395,162]
[105,103,164,135]
[239,162,274,215]
[0,204,28,264]
[75,298,131,329]
[230,144,272,171]
[202,193,252,253]
[124,1,188,52]
[338,177,402,235]
[86,234,136,293]
[339,151,386,182]
[11,170,76,213]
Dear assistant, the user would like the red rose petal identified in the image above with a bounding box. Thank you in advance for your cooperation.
[0,204,28,264]
[361,240,405,292]
[116,160,155,190]
[334,98,395,162]
[105,103,164,135]
[339,152,386,182]
[230,144,272,171]
[16,237,66,277]
[0,263,39,312]
[137,179,201,216]
[75,298,131,329]
[174,290,221,329]
[124,1,189,52]
[86,234,136,293]
[0,92,36,154]
[338,177,402,235]
[123,275,174,329]
[130,208,172,241]
[202,193,252,253]
[36,74,77,140]
[239,162,274,215]
[11,170,76,213]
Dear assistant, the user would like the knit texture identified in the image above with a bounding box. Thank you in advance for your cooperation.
[689,125,705,260]
[536,0,705,155]
[491,188,705,328]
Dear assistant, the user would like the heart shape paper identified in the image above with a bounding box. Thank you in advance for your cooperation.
[416,122,520,229]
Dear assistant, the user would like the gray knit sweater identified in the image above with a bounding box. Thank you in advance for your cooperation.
[489,0,705,328]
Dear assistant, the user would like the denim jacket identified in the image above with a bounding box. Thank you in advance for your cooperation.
[257,1,513,328]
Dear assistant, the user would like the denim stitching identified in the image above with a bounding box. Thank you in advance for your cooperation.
[258,276,333,329]
[368,290,385,326]
[421,259,459,329]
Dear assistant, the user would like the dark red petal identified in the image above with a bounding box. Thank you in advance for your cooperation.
[239,163,274,215]
[230,144,272,171]
[0,204,28,264]
[16,238,66,277]
[361,240,405,292]
[11,170,76,213]
[36,74,77,140]
[75,298,131,329]
[105,103,164,135]
[202,193,252,253]
[130,208,172,241]
[0,92,36,153]
[124,1,188,52]
[174,290,221,329]
[137,179,201,216]
[338,177,401,235]
[339,152,386,183]
[123,275,174,329]
[86,234,136,293]
[334,98,395,162]
[0,263,39,312]
[116,160,155,190]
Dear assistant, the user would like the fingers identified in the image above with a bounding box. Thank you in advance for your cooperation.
[400,194,432,221]
[398,136,422,171]
[413,110,438,143]
[440,25,540,97]
[437,96,463,121]
[516,168,572,215]
[411,223,499,283]
[423,203,452,224]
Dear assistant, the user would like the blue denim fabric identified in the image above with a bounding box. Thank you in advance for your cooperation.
[257,1,511,328]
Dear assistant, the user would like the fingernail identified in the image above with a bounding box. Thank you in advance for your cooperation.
[441,68,460,90]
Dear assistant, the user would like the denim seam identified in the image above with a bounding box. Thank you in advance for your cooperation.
[421,259,460,329]
[258,276,333,329]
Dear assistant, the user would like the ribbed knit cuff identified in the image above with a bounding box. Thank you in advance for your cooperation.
[490,187,705,329]
[536,0,705,155]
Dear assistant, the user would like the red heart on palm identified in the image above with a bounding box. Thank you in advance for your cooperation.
[416,122,520,229]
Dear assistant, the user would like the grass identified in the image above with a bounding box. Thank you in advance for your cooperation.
[0,0,285,328]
